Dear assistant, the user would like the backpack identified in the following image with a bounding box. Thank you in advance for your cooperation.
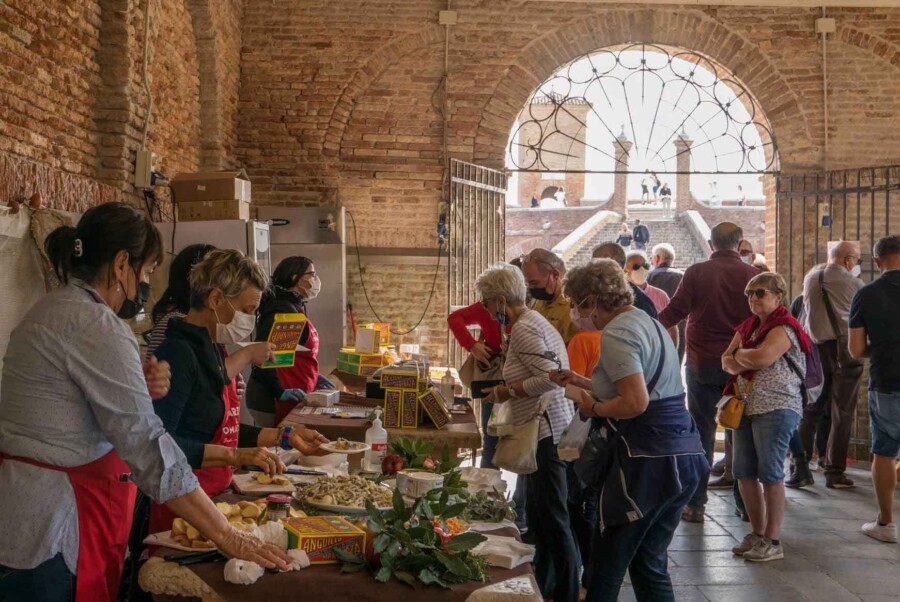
[785,343,824,408]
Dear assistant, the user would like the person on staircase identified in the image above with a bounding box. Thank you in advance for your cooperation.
[660,182,673,217]
[632,219,651,251]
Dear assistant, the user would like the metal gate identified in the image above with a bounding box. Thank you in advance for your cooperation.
[775,165,900,459]
[447,159,507,367]
[776,166,900,299]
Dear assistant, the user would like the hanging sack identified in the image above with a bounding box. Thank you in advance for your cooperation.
[574,322,667,489]
[716,381,748,430]
[490,394,551,475]
[557,413,593,461]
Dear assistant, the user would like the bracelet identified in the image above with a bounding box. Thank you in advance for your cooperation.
[278,426,294,450]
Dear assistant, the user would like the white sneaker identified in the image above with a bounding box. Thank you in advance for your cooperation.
[732,532,764,556]
[861,520,898,543]
[743,538,784,562]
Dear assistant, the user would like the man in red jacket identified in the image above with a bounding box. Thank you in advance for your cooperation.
[659,222,760,523]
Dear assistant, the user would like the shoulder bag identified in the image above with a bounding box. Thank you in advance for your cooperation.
[819,270,860,370]
[574,321,667,489]
[716,380,749,429]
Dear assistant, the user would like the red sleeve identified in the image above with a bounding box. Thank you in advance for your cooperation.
[448,302,502,353]
[659,268,692,328]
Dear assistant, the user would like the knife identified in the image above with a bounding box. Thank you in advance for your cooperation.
[241,465,327,476]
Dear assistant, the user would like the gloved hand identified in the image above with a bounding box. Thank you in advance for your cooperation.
[216,527,290,571]
[316,375,336,390]
[279,389,307,403]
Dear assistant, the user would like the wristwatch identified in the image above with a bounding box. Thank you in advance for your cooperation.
[278,426,294,450]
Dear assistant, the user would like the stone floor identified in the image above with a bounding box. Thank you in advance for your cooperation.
[617,464,900,602]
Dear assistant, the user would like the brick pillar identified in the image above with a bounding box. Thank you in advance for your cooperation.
[674,134,693,212]
[609,132,631,216]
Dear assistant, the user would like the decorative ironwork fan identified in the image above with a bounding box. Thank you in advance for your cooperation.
[508,44,779,175]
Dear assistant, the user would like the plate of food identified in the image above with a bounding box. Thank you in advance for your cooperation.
[318,438,370,454]
[295,475,393,514]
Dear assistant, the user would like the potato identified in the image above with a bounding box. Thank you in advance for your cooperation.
[255,473,273,485]
[215,502,233,517]
[173,534,191,547]
[237,501,254,509]
[241,504,261,519]
[242,517,256,525]
[272,476,291,487]
[172,518,187,536]
[229,506,243,518]
[191,539,215,550]
[254,499,267,508]
[289,507,306,518]
[186,524,200,541]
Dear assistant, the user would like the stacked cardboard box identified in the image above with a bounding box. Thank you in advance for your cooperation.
[171,170,252,222]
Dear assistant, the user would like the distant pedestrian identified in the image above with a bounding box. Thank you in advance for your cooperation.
[738,185,747,207]
[651,171,661,201]
[531,195,539,208]
[614,223,633,248]
[641,171,651,204]
[632,219,650,251]
[649,243,686,363]
[660,182,673,217]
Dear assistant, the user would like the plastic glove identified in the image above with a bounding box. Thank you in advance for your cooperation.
[279,389,307,402]
[316,375,336,390]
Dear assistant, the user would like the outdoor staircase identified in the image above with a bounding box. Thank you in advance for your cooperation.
[566,210,708,270]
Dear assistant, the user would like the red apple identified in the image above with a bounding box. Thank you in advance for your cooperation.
[381,453,405,476]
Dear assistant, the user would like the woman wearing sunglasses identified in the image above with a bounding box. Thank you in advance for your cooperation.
[722,272,813,563]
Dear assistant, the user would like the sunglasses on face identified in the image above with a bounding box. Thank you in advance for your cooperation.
[746,288,771,299]
[630,263,650,271]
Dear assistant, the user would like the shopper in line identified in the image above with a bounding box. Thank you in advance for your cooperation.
[520,248,578,344]
[591,242,658,320]
[723,272,810,562]
[849,234,900,544]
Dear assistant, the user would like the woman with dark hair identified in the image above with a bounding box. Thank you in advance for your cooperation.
[145,243,217,358]
[247,255,334,426]
[0,203,287,602]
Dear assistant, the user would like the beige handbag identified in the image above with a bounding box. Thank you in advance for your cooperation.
[490,394,550,475]
[716,381,750,429]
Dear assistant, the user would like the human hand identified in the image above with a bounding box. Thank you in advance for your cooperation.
[575,393,597,418]
[290,428,330,456]
[235,447,285,474]
[241,342,276,367]
[235,373,246,399]
[144,357,171,399]
[470,342,492,365]
[279,389,307,403]
[549,368,581,387]
[483,385,511,404]
[215,527,290,571]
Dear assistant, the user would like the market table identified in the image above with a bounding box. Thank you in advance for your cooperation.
[147,525,539,602]
[279,392,483,465]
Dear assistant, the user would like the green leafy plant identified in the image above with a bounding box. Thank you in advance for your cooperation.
[335,485,488,588]
[462,490,517,523]
[388,438,464,476]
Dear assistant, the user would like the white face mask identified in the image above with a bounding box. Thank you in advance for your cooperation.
[741,255,752,265]
[214,298,256,344]
[849,264,862,278]
[629,267,648,286]
[305,275,322,300]
[570,307,599,332]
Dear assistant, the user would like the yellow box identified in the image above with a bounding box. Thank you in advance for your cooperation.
[384,389,402,428]
[417,388,452,429]
[401,389,419,429]
[360,322,390,346]
[283,516,366,565]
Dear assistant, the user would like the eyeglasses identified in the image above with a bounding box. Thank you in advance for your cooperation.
[739,249,754,257]
[746,288,771,299]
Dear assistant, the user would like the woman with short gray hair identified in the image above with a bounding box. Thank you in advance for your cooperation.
[553,259,707,601]
[148,250,329,535]
[478,263,579,602]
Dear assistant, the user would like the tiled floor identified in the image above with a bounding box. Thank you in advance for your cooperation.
[617,464,900,601]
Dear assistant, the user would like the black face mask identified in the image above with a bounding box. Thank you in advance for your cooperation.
[495,311,508,326]
[529,272,557,302]
[118,281,150,320]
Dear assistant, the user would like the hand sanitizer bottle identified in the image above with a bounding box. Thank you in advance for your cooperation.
[364,409,388,473]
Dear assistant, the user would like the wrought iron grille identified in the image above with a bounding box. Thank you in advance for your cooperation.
[508,43,778,175]
[447,160,507,367]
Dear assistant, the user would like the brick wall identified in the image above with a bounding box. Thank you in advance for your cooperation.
[505,206,600,260]
[694,206,767,262]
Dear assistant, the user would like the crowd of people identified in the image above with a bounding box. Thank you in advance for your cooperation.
[0,200,898,602]
[450,222,900,601]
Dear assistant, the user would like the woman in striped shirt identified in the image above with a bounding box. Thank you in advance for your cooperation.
[479,263,578,602]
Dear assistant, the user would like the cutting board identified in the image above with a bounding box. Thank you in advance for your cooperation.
[231,472,296,495]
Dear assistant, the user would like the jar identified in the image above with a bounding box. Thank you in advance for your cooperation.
[266,494,292,522]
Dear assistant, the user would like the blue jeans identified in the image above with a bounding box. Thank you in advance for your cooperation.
[585,461,699,602]
[480,400,498,469]
[733,409,801,484]
[869,390,900,458]
[525,437,579,602]
[685,365,731,508]
[0,554,75,602]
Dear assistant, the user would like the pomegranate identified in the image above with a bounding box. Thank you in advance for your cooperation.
[381,453,405,476]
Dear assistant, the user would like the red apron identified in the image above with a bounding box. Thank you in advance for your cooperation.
[274,318,320,424]
[0,451,137,602]
[148,379,241,534]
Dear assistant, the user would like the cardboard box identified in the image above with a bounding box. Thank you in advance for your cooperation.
[401,390,419,429]
[283,516,366,565]
[384,389,402,428]
[380,370,419,391]
[354,327,380,354]
[359,322,390,346]
[177,199,251,222]
[336,360,380,377]
[259,313,308,369]
[338,347,385,367]
[171,170,252,203]
[417,388,452,429]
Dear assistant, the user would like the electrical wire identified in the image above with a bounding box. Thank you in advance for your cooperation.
[141,0,153,149]
[346,210,443,337]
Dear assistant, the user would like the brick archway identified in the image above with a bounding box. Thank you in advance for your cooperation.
[472,9,814,173]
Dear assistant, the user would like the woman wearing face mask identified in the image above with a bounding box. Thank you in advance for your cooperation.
[148,250,328,535]
[247,256,334,427]
[0,204,288,602]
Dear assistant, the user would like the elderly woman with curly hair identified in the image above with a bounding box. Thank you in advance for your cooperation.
[478,263,579,602]
[551,259,708,602]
